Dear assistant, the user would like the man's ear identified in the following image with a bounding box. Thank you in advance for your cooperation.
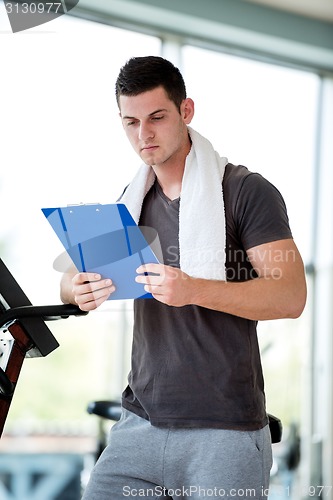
[181,98,195,124]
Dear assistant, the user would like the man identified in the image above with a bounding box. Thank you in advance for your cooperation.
[61,56,306,499]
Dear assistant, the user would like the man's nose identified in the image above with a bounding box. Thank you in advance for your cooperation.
[139,122,154,141]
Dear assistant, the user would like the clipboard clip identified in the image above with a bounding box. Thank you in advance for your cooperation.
[67,202,101,206]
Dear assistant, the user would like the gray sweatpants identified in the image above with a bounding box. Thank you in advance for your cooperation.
[82,409,273,499]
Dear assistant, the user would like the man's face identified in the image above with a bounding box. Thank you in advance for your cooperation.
[119,86,194,169]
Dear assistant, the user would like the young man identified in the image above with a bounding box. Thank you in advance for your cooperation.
[61,56,306,499]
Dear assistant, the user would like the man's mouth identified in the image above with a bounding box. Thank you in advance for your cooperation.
[141,145,158,152]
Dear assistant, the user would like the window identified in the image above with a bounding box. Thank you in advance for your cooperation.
[0,12,160,431]
[183,45,319,266]
[183,45,318,426]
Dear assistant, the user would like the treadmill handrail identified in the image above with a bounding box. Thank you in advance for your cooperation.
[0,304,88,329]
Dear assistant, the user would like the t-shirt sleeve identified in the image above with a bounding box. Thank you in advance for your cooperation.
[235,172,293,250]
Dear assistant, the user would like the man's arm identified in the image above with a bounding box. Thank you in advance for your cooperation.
[60,266,115,311]
[135,238,307,321]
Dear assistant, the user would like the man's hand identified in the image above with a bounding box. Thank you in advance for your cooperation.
[71,273,115,311]
[135,264,194,307]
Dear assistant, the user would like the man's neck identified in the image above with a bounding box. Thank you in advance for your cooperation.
[152,163,184,201]
[151,138,191,200]
[158,180,182,201]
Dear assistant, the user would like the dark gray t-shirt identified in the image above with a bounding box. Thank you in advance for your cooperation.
[122,163,292,430]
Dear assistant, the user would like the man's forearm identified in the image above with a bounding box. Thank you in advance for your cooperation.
[189,238,307,321]
[190,272,307,321]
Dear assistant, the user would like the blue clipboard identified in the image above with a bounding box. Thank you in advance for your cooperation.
[42,203,160,300]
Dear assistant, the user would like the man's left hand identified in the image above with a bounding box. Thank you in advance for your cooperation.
[135,263,193,307]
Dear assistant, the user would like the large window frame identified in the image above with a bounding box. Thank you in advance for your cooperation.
[1,1,333,493]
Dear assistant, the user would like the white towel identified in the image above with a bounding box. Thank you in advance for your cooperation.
[120,127,228,281]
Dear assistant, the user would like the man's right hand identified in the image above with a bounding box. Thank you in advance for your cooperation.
[72,273,115,311]
[61,271,115,311]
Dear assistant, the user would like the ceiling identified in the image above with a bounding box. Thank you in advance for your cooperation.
[243,0,333,22]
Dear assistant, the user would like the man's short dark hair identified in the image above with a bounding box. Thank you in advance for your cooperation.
[115,56,187,111]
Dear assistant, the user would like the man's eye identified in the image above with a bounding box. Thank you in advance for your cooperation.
[152,116,163,121]
[126,121,137,126]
